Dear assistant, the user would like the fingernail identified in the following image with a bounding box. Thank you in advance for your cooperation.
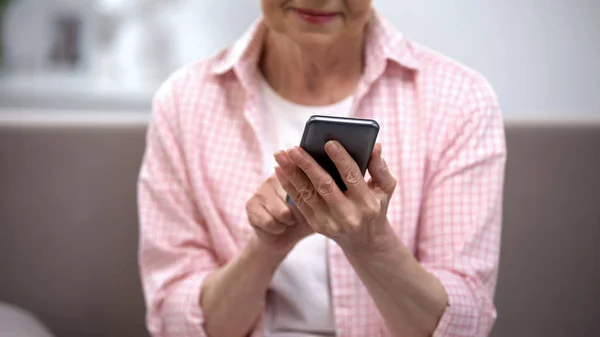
[274,151,288,165]
[289,147,303,160]
[325,141,339,153]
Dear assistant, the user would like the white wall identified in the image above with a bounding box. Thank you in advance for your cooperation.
[173,0,600,118]
[2,0,598,116]
[374,0,600,117]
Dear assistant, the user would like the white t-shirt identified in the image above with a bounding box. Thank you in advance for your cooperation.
[259,77,353,337]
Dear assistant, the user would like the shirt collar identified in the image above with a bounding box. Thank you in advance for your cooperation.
[210,10,420,84]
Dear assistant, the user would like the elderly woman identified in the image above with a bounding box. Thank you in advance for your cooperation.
[138,1,506,337]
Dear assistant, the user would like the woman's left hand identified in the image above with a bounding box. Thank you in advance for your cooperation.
[273,141,397,254]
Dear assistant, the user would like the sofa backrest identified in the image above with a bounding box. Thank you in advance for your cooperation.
[0,123,148,337]
[494,121,600,337]
[0,119,599,337]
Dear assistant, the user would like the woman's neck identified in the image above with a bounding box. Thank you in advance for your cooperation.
[259,29,365,106]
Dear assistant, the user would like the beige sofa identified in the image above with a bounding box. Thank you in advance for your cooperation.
[0,117,599,337]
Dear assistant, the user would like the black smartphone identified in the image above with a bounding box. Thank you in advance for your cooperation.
[299,115,380,191]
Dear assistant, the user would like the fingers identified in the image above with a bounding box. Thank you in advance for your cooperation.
[367,143,397,195]
[323,141,371,198]
[273,151,338,229]
[276,147,352,213]
[275,165,340,236]
[287,147,348,202]
[246,203,286,234]
[246,176,298,235]
[274,165,317,220]
[274,151,324,209]
[265,176,298,225]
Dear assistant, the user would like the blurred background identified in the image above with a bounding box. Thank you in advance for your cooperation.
[0,1,599,337]
[0,0,598,115]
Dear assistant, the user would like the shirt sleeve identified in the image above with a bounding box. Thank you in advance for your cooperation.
[137,79,216,337]
[418,79,507,337]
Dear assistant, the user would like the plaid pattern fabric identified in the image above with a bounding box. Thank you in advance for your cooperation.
[138,11,506,337]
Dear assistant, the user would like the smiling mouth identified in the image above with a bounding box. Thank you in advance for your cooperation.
[293,8,339,24]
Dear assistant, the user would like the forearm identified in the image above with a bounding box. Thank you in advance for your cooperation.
[344,224,448,337]
[200,234,285,337]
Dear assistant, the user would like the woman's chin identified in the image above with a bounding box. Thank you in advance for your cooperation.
[289,30,343,48]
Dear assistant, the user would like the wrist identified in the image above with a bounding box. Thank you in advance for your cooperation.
[341,221,408,262]
[243,233,289,274]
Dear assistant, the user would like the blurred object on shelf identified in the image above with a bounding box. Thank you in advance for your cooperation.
[1,0,176,88]
[49,13,82,69]
[92,0,175,90]
[91,0,121,87]
[0,0,261,111]
[1,0,92,73]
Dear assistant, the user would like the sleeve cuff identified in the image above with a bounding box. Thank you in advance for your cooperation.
[186,272,211,333]
[156,271,212,337]
[150,271,267,337]
[426,268,481,337]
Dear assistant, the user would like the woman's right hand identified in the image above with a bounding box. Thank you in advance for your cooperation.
[246,174,313,254]
[203,174,313,337]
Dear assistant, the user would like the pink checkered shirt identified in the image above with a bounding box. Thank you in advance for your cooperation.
[138,11,506,337]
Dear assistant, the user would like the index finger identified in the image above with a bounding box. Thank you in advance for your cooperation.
[268,175,302,226]
[323,141,371,199]
[286,147,350,207]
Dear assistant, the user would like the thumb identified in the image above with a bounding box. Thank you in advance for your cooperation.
[367,143,397,195]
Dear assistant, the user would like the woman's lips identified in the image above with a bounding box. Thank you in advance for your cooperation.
[294,8,338,24]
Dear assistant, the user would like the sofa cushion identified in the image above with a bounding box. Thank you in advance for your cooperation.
[0,302,54,337]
